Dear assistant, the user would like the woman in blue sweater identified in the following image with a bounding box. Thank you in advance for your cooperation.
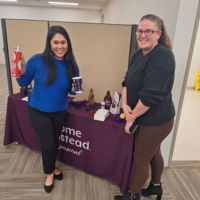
[17,25,79,193]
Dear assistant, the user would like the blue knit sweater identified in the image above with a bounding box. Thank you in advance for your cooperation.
[17,54,79,112]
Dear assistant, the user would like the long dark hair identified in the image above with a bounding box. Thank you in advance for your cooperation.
[43,25,78,84]
[140,14,172,49]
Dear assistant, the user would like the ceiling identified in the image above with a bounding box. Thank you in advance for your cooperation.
[0,0,111,10]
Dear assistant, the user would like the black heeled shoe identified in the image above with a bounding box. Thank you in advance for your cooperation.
[114,192,140,200]
[54,172,63,180]
[142,182,163,200]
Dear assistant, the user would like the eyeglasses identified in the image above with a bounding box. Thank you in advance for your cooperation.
[135,29,159,36]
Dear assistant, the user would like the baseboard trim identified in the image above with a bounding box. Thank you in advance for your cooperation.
[186,86,195,90]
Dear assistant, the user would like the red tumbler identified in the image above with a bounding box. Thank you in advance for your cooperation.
[11,46,22,77]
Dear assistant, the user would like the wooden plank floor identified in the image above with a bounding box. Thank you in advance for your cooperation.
[0,65,200,200]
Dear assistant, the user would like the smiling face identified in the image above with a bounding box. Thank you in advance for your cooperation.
[136,19,161,55]
[50,33,68,60]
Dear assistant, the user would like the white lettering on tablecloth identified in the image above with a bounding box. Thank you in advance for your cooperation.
[58,145,83,156]
[59,126,91,156]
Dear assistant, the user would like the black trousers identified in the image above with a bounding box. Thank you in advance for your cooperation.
[29,107,67,174]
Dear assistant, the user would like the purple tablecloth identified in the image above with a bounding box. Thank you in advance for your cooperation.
[4,94,134,192]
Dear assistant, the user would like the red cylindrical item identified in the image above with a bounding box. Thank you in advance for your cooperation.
[11,47,22,77]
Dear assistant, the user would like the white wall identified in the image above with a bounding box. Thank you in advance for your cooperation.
[172,90,200,160]
[172,8,200,160]
[103,0,200,165]
[103,0,180,42]
[187,21,200,87]
[169,0,200,162]
[0,5,101,64]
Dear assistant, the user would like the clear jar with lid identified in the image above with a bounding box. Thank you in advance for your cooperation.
[101,102,105,109]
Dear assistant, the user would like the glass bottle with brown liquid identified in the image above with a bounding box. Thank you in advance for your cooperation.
[88,89,94,106]
[104,90,112,110]
[86,88,94,111]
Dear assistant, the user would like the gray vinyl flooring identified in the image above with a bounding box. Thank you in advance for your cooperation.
[0,65,200,200]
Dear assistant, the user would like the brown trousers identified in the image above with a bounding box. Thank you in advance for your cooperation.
[129,119,174,193]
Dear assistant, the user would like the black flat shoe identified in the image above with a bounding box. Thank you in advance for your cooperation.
[114,192,140,200]
[54,172,63,180]
[44,183,54,193]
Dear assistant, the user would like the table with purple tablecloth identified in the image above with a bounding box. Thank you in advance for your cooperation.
[4,94,134,192]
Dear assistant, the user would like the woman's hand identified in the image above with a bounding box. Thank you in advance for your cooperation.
[125,119,135,134]
[122,103,132,120]
[20,56,26,75]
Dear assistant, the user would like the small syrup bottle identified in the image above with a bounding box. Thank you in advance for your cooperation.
[86,89,94,111]
[104,90,112,110]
